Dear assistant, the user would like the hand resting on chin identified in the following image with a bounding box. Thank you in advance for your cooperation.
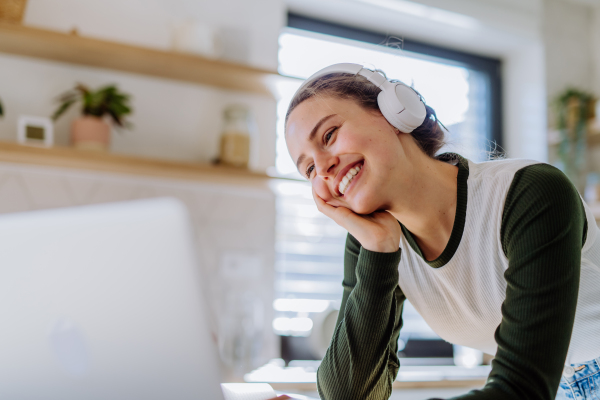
[313,188,401,253]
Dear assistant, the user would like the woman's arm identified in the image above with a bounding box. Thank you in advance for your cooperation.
[317,233,405,400]
[443,164,586,400]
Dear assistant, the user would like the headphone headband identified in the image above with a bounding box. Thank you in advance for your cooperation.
[295,63,388,94]
[293,63,427,133]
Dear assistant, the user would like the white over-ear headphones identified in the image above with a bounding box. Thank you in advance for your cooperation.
[294,63,427,133]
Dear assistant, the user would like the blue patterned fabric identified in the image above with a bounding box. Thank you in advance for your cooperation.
[556,358,600,399]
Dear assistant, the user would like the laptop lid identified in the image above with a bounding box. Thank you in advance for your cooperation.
[0,198,224,400]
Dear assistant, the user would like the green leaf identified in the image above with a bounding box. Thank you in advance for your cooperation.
[107,109,123,126]
[51,99,77,121]
[75,84,90,96]
[108,102,131,117]
[55,90,79,104]
[52,83,132,129]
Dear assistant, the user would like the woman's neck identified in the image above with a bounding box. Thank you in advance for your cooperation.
[387,137,459,261]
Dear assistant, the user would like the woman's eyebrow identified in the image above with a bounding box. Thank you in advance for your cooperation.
[308,114,336,141]
[295,114,336,171]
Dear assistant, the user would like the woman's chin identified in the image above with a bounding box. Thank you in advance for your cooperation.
[344,197,379,215]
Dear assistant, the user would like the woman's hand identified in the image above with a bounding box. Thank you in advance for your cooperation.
[313,188,401,253]
[266,396,291,400]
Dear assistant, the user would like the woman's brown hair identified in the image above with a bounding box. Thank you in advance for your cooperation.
[285,72,446,158]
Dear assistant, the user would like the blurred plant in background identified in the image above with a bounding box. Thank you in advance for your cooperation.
[52,84,132,128]
[51,84,133,151]
[0,97,4,117]
[554,88,596,193]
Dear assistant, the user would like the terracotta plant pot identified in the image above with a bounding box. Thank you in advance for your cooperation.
[0,0,28,23]
[70,116,111,151]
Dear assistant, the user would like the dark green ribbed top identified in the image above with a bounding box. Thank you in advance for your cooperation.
[316,155,587,400]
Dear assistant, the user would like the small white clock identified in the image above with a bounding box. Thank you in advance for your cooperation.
[17,115,54,147]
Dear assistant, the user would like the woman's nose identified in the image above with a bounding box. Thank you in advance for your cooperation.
[315,154,338,179]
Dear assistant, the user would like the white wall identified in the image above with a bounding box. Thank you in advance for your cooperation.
[591,4,600,95]
[0,0,285,172]
[543,0,593,101]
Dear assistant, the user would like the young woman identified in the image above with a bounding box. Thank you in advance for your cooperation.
[283,63,600,400]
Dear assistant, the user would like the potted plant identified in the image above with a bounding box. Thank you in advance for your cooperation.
[52,84,132,151]
[553,88,596,193]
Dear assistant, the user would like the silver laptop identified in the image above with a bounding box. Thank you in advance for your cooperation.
[0,198,225,400]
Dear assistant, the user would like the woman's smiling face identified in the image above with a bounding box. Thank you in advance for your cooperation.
[286,95,408,215]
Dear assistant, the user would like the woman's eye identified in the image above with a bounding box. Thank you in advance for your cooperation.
[306,164,314,178]
[324,127,337,144]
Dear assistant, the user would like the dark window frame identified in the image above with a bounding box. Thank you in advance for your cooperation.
[286,12,503,149]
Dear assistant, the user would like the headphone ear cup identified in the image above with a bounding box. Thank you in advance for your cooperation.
[377,82,427,133]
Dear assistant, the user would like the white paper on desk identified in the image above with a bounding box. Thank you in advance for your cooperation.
[221,383,277,400]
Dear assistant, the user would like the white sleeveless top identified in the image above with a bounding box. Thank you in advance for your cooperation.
[398,157,600,364]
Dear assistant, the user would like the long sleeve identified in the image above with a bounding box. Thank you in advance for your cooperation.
[316,233,405,400]
[444,164,587,400]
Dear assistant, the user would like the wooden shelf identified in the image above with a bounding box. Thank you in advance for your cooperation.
[0,22,287,97]
[0,141,277,188]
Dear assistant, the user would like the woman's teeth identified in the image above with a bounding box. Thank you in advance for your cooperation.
[339,164,362,195]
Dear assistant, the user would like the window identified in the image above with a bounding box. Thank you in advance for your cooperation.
[273,14,502,361]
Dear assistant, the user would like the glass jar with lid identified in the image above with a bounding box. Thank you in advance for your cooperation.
[219,104,251,168]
